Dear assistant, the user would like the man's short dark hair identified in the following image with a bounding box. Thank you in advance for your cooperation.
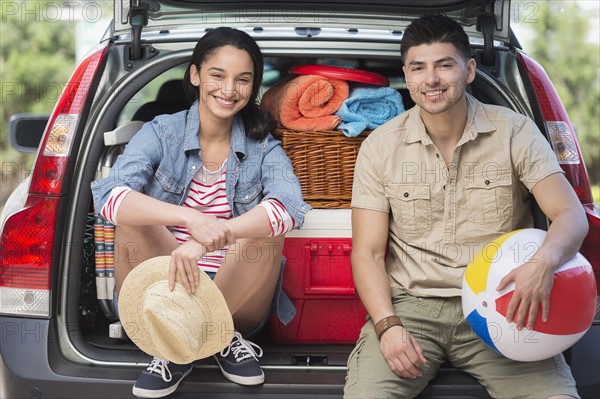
[400,14,472,63]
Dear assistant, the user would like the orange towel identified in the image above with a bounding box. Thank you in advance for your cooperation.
[261,75,349,131]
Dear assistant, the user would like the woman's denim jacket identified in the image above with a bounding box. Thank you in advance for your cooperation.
[91,101,311,325]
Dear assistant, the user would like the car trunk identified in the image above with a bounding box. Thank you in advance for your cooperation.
[51,18,533,393]
[58,1,586,397]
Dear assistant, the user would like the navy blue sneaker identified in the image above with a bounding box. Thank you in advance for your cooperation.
[132,357,193,398]
[214,331,264,385]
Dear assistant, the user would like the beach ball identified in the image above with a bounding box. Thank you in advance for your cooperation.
[462,228,596,362]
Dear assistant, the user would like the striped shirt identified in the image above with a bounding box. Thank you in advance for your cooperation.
[169,163,230,272]
[100,161,295,273]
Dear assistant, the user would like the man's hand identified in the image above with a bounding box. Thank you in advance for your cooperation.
[169,239,208,293]
[380,326,427,378]
[496,260,555,330]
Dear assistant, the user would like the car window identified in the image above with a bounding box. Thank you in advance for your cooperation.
[118,64,188,124]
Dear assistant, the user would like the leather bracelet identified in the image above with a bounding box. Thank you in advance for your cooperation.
[374,315,403,339]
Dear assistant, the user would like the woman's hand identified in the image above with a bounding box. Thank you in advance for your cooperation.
[185,210,236,252]
[169,238,208,293]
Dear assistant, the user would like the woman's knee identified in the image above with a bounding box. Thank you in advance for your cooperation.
[115,224,178,266]
[226,236,284,268]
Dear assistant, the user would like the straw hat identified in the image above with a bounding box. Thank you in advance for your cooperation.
[118,256,234,364]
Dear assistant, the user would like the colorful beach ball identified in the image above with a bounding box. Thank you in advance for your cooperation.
[462,228,596,362]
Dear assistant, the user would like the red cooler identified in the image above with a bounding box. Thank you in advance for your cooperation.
[269,210,367,344]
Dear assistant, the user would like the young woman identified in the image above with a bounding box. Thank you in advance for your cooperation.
[91,27,310,398]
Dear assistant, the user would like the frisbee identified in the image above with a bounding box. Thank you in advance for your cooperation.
[289,64,389,87]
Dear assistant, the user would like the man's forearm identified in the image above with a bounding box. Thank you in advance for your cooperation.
[352,251,395,324]
[534,207,588,270]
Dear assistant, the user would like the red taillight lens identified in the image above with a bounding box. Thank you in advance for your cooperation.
[518,51,600,298]
[517,52,594,205]
[0,46,108,317]
[0,198,59,289]
[30,46,107,196]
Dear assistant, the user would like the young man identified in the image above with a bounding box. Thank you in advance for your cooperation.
[344,14,588,399]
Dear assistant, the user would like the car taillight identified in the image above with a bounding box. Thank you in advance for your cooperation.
[581,206,600,321]
[0,45,108,317]
[517,52,594,204]
[517,51,600,303]
[0,198,58,316]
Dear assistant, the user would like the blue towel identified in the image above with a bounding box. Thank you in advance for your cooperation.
[335,87,404,137]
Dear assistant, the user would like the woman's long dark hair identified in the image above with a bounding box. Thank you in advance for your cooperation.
[183,27,275,140]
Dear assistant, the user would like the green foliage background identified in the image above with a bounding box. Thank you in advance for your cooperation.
[522,1,600,186]
[1,0,78,205]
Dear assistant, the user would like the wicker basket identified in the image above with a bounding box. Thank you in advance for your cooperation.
[276,128,370,209]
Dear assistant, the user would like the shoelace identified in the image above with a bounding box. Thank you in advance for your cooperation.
[146,357,172,382]
[220,331,263,363]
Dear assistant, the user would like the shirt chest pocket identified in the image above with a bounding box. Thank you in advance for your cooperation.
[233,181,262,214]
[465,170,512,224]
[154,166,186,205]
[385,183,432,236]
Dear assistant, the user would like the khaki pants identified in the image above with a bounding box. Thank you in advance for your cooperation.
[344,288,579,399]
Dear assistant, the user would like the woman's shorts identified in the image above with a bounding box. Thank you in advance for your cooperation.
[206,255,295,338]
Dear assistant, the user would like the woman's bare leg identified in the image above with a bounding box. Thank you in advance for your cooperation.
[214,236,284,335]
[115,226,284,334]
[114,225,179,296]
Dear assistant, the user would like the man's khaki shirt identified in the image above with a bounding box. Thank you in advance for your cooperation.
[351,94,563,297]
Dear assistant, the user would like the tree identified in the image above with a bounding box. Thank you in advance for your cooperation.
[1,1,114,209]
[0,1,77,206]
[520,0,600,184]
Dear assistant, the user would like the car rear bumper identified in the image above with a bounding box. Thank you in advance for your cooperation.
[1,317,597,398]
[569,321,600,398]
[0,318,132,398]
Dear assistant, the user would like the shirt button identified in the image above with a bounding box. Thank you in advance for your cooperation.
[245,195,249,200]
[403,192,409,198]
[443,185,446,190]
[485,180,490,185]
[192,165,196,169]
[436,153,440,158]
